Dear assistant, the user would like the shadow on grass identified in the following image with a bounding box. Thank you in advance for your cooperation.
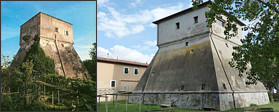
[97,101,278,112]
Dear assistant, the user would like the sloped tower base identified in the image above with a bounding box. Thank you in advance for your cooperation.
[130,33,269,110]
[11,12,88,79]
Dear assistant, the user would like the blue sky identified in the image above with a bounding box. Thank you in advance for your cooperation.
[97,0,249,63]
[1,1,96,62]
[97,0,195,63]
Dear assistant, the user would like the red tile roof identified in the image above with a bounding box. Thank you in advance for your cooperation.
[97,57,148,67]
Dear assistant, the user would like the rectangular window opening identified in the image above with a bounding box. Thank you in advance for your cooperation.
[223,83,227,89]
[176,22,180,29]
[134,68,139,75]
[194,16,198,23]
[55,27,59,32]
[65,31,69,36]
[201,84,205,90]
[124,67,129,74]
[111,80,116,88]
[185,42,189,46]
[180,85,184,90]
[225,43,229,47]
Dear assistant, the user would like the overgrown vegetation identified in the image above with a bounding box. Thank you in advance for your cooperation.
[83,43,96,81]
[192,0,279,101]
[192,0,279,91]
[1,35,96,111]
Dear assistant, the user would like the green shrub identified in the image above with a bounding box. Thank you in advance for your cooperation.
[24,35,55,76]
[250,103,258,106]
[272,92,279,101]
[268,92,274,102]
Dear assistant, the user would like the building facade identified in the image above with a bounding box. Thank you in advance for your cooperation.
[12,12,88,79]
[131,1,269,111]
[97,57,148,101]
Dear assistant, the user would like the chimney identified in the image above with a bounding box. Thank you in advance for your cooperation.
[107,53,109,59]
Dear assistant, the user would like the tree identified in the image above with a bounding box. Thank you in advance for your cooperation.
[192,0,279,89]
[83,43,97,80]
[90,43,97,62]
[21,59,35,109]
[1,55,11,69]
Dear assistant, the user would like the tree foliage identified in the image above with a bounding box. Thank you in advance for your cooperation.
[1,55,11,69]
[24,36,55,75]
[1,36,96,111]
[192,0,279,89]
[83,42,97,81]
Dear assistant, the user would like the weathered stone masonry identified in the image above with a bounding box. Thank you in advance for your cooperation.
[12,12,88,79]
[130,1,269,111]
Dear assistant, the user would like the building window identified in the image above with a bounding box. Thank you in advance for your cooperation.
[55,27,59,33]
[185,42,189,46]
[223,83,227,89]
[176,22,180,29]
[64,30,69,36]
[225,43,229,47]
[194,16,198,23]
[124,67,129,74]
[201,84,205,90]
[110,80,116,88]
[216,19,225,27]
[134,68,139,75]
[180,85,184,90]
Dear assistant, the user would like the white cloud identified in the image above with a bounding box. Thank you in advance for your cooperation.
[97,45,154,63]
[97,0,109,7]
[131,0,142,7]
[144,40,157,46]
[150,3,185,20]
[97,47,111,58]
[98,2,187,38]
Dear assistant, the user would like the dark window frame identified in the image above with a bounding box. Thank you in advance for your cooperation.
[194,16,198,24]
[55,27,59,32]
[223,83,227,89]
[225,43,229,47]
[176,22,180,29]
[201,84,205,90]
[65,31,69,36]
[124,67,129,74]
[134,68,139,75]
[185,42,189,46]
[180,85,184,90]
[111,80,116,88]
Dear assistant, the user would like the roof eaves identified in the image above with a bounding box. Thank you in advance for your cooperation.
[152,1,245,26]
[20,12,72,27]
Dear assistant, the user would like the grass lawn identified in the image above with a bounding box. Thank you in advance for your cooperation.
[97,101,279,112]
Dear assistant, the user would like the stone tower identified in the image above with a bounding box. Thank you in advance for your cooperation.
[131,1,269,111]
[13,12,88,79]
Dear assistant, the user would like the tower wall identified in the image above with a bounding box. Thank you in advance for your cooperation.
[40,12,73,44]
[132,2,269,110]
[157,6,209,46]
[13,12,88,79]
